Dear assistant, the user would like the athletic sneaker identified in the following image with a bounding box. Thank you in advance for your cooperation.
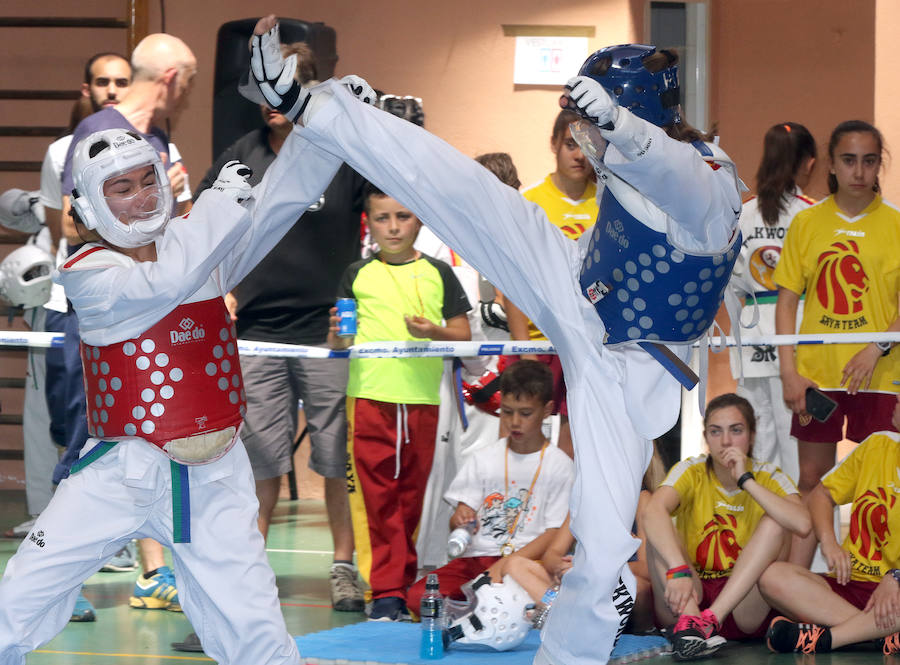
[368,596,411,622]
[882,631,900,655]
[330,563,365,612]
[70,591,96,622]
[671,609,726,660]
[766,616,832,654]
[101,540,138,572]
[130,566,181,611]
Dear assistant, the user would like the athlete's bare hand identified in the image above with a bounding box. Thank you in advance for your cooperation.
[781,369,816,414]
[405,315,437,338]
[224,292,238,322]
[864,574,900,630]
[821,539,852,585]
[664,575,698,616]
[841,344,881,394]
[450,503,477,530]
[167,163,187,199]
[720,446,750,484]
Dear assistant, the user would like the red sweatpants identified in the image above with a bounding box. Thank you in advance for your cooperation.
[346,396,439,602]
[406,555,500,615]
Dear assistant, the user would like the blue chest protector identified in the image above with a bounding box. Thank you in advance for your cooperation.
[579,186,740,347]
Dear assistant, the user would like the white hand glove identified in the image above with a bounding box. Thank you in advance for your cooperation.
[211,161,253,204]
[247,23,310,122]
[563,76,619,130]
[338,75,377,105]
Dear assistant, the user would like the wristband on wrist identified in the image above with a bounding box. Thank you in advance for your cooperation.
[737,471,754,490]
[876,341,892,356]
[666,565,691,580]
[888,569,900,586]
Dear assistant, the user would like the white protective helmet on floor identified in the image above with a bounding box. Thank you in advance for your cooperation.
[0,244,54,308]
[445,572,532,651]
[71,129,173,248]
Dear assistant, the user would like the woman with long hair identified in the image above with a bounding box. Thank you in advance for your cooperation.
[730,122,817,484]
[643,393,810,659]
[774,120,900,567]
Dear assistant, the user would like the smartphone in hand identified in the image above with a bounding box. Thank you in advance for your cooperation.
[806,387,838,423]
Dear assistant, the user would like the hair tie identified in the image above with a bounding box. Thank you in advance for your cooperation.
[782,124,792,133]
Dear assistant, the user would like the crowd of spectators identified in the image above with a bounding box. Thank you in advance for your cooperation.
[1,26,900,662]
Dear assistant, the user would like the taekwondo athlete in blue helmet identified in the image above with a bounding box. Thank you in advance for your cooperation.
[239,18,743,664]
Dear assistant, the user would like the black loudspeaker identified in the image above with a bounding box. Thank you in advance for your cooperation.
[212,17,338,160]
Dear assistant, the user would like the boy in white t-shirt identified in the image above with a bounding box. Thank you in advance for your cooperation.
[406,360,574,613]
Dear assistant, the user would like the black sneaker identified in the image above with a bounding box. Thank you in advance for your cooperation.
[368,596,410,622]
[766,616,832,654]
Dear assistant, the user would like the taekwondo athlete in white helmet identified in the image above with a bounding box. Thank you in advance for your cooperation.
[239,18,742,665]
[0,114,374,665]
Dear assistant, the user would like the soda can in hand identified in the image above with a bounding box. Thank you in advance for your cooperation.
[336,298,357,337]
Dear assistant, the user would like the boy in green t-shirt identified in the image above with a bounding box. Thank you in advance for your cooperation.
[328,183,471,621]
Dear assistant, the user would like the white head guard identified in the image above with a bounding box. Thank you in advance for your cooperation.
[445,572,532,651]
[0,245,54,308]
[71,129,173,248]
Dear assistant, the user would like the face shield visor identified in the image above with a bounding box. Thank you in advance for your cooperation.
[569,119,608,173]
[71,129,174,248]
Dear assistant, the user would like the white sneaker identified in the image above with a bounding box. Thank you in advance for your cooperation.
[3,518,35,538]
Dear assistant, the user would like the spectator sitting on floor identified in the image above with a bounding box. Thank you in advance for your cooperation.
[760,393,900,656]
[406,360,574,614]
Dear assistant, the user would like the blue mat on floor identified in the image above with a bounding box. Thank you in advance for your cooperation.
[294,622,669,664]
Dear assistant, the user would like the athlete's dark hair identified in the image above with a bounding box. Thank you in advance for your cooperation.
[703,392,756,472]
[83,52,129,85]
[827,120,886,194]
[755,122,817,226]
[475,152,521,189]
[499,360,553,404]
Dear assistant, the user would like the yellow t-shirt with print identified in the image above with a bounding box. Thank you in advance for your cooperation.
[822,430,900,582]
[663,455,797,579]
[518,175,598,340]
[772,195,900,390]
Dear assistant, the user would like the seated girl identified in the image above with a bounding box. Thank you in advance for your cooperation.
[759,394,900,656]
[643,393,810,660]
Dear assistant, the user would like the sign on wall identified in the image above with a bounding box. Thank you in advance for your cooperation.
[513,35,589,85]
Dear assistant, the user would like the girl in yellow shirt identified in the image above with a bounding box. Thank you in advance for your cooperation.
[643,394,810,659]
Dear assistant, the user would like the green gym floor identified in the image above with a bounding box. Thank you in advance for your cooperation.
[0,491,889,664]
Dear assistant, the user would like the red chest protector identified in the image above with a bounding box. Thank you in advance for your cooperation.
[80,297,246,464]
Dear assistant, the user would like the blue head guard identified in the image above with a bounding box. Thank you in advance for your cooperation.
[578,44,680,128]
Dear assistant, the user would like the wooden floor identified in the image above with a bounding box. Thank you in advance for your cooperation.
[0,491,890,664]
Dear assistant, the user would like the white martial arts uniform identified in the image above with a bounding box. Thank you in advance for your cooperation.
[296,81,741,665]
[0,128,343,665]
[729,190,813,483]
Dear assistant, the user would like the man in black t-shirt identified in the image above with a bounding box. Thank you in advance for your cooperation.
[194,42,366,613]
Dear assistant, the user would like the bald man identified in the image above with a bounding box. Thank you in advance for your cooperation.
[43,32,199,616]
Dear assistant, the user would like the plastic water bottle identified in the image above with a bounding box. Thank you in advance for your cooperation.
[531,583,560,629]
[419,573,445,659]
[447,520,477,559]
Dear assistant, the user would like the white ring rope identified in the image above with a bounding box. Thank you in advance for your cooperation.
[5,331,900,357]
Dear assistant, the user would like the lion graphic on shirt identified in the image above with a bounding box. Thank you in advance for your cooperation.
[849,487,895,561]
[695,513,741,576]
[815,240,869,315]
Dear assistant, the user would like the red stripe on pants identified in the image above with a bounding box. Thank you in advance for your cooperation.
[347,397,438,602]
[406,555,500,615]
